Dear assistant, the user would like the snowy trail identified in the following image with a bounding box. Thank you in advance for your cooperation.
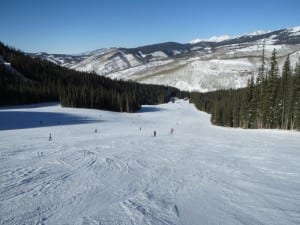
[0,101,300,225]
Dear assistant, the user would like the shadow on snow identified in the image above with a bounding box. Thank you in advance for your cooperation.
[0,111,102,131]
[138,106,165,113]
[0,102,59,110]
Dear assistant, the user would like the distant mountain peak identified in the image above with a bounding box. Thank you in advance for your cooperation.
[288,26,300,34]
[190,34,234,44]
[189,38,204,44]
[189,26,300,44]
[190,34,232,44]
[208,35,232,42]
[245,30,271,36]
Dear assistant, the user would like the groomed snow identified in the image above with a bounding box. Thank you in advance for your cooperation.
[1,101,300,225]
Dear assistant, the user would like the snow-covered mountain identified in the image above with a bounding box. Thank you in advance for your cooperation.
[190,35,232,44]
[31,26,300,92]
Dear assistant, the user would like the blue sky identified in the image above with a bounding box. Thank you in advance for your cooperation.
[1,0,300,54]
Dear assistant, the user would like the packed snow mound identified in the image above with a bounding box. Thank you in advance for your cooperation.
[1,102,300,225]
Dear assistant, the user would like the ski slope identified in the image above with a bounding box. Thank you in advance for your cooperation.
[0,101,300,225]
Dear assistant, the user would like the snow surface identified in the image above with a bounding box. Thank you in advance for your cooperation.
[289,26,300,37]
[149,51,168,59]
[1,101,300,225]
[138,58,256,92]
[189,38,204,44]
[70,49,138,76]
[207,35,232,42]
[289,26,300,33]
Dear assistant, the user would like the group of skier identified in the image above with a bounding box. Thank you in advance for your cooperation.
[42,123,177,158]
[153,128,174,137]
[47,124,175,142]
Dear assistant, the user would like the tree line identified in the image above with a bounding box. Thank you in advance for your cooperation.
[0,42,179,112]
[189,49,300,130]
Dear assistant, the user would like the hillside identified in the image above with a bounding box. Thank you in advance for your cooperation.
[0,42,179,111]
[32,26,300,92]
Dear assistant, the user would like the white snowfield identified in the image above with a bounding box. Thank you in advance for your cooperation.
[0,101,300,225]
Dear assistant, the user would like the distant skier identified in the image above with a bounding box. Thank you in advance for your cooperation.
[154,130,156,137]
[49,133,52,141]
[94,128,98,133]
[170,128,174,135]
[139,126,142,131]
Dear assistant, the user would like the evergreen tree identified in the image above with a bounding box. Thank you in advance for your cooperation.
[243,76,257,128]
[265,49,280,128]
[281,55,292,129]
[294,63,300,129]
[256,40,266,128]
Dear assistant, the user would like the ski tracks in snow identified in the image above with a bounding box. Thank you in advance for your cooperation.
[1,101,300,225]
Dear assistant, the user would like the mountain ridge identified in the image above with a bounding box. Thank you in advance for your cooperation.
[31,26,300,92]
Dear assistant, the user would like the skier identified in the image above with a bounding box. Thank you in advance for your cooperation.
[94,128,98,133]
[154,130,156,137]
[49,133,52,141]
[170,128,174,135]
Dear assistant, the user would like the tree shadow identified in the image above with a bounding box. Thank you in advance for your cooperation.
[0,102,59,110]
[138,106,165,113]
[0,111,102,131]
